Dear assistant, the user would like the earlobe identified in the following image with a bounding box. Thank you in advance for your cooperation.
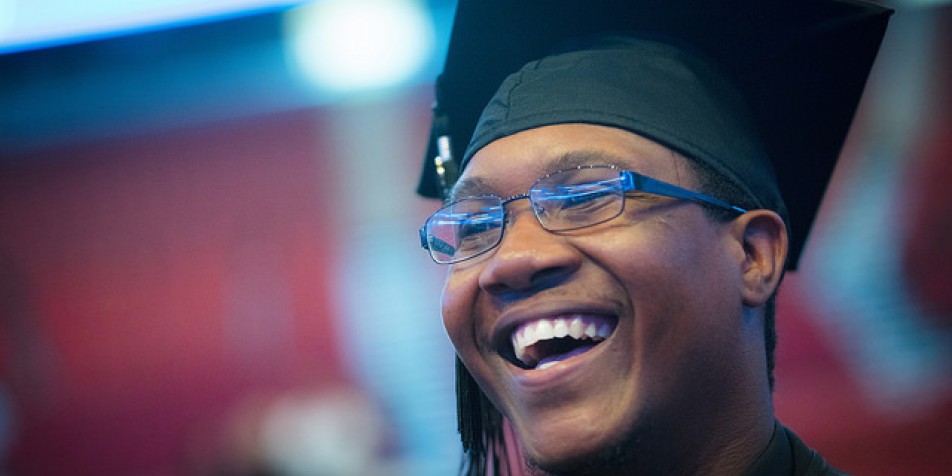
[733,211,788,307]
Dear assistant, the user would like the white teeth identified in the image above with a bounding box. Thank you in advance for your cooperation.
[524,325,536,345]
[568,317,583,339]
[510,315,616,368]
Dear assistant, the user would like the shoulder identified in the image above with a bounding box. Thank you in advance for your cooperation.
[784,426,850,476]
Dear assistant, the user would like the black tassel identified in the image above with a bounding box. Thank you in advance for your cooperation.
[417,75,462,200]
[432,112,460,200]
[432,74,460,200]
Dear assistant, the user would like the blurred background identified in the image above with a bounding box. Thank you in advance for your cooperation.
[0,0,949,474]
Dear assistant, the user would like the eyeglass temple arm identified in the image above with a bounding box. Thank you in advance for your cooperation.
[622,171,747,214]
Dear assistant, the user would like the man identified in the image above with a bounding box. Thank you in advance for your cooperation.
[416,1,891,474]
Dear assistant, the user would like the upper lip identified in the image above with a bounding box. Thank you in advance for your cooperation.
[490,300,621,367]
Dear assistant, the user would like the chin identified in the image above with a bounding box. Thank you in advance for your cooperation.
[516,419,640,476]
[524,441,636,476]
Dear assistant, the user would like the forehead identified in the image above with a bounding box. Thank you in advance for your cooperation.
[451,124,687,200]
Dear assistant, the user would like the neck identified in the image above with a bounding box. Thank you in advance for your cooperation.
[544,368,776,475]
[521,402,775,476]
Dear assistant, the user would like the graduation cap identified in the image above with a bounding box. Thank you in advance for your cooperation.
[416,0,891,269]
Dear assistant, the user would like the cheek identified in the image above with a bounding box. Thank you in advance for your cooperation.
[586,218,734,334]
[440,269,509,408]
[610,223,740,363]
[440,269,480,351]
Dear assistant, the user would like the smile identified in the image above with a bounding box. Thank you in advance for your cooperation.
[509,315,617,370]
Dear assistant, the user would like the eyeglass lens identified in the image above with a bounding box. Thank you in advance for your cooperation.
[424,166,626,263]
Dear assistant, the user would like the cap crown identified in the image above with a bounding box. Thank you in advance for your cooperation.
[418,0,892,269]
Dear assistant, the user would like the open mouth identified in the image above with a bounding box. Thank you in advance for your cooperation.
[506,315,616,370]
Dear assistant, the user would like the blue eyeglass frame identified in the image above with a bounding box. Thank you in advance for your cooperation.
[420,165,748,264]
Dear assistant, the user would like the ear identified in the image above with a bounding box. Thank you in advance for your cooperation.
[730,210,788,307]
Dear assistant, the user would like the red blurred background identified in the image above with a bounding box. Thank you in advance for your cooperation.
[1,2,950,475]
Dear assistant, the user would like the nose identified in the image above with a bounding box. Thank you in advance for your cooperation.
[478,204,582,296]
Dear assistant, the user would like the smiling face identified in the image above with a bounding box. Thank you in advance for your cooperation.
[441,124,777,474]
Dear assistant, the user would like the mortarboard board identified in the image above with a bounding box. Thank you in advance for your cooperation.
[416,0,891,269]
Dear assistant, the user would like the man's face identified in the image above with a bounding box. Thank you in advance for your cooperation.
[441,124,760,471]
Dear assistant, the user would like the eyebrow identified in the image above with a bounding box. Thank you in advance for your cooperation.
[446,176,492,204]
[447,150,633,203]
[550,150,631,170]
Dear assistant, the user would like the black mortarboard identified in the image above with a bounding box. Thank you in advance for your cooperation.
[416,0,891,269]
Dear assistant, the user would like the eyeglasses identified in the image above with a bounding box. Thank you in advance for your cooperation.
[420,165,747,264]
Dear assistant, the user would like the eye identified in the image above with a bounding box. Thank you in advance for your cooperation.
[455,213,503,253]
[535,180,621,223]
[561,183,618,209]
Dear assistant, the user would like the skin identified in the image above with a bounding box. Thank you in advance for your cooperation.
[441,124,788,475]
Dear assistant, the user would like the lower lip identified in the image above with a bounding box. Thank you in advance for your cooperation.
[510,334,612,389]
[536,345,595,370]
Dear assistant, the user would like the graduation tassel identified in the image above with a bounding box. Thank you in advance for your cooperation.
[431,74,460,199]
[432,110,459,200]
